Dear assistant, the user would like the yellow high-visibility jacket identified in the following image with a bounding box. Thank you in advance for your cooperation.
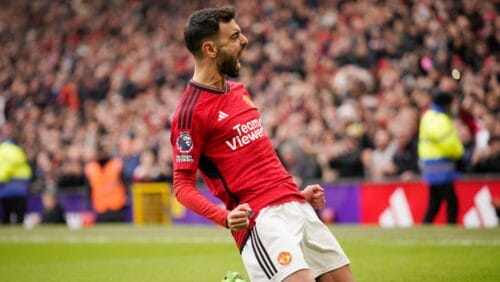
[0,141,32,183]
[418,105,464,185]
[0,140,31,198]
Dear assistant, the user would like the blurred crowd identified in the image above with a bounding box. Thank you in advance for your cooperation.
[0,0,499,200]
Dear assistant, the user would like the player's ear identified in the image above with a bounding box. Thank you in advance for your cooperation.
[201,41,217,59]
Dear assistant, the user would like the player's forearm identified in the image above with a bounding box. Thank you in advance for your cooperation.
[173,170,229,227]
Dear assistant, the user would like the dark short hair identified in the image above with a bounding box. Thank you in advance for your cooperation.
[184,6,236,58]
[433,91,454,107]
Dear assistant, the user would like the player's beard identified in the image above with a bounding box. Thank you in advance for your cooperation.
[217,49,241,78]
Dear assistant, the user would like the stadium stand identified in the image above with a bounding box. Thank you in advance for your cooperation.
[0,1,498,222]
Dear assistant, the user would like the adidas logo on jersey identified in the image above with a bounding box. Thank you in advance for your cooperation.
[218,111,229,121]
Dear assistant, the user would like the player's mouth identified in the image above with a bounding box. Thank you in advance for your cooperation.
[236,49,244,67]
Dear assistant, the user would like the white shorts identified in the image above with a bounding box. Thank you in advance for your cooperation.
[241,201,350,281]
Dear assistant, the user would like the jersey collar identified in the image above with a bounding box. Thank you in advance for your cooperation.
[189,80,230,95]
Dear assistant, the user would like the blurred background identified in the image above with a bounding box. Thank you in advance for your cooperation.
[0,0,499,227]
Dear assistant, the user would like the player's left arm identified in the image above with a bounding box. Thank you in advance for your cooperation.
[301,184,326,209]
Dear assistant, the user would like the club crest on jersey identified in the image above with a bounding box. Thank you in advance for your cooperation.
[176,132,193,153]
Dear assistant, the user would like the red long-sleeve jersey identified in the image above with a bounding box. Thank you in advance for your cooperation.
[170,80,305,249]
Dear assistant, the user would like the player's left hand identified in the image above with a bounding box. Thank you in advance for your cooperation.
[301,184,326,209]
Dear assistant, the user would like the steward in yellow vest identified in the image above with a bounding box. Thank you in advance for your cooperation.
[0,139,32,223]
[418,95,464,184]
[418,92,463,224]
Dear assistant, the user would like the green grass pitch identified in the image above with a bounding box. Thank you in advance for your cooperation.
[0,224,499,281]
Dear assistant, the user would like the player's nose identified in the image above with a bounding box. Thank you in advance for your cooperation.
[240,33,248,48]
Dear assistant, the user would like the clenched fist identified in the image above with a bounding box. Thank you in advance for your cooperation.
[301,184,326,209]
[227,203,253,231]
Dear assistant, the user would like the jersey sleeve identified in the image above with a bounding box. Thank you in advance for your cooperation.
[170,110,206,172]
[173,170,229,227]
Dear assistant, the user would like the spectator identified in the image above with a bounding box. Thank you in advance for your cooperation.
[328,123,365,179]
[156,137,174,183]
[118,132,142,189]
[391,119,419,180]
[455,118,476,173]
[361,127,398,180]
[132,149,163,182]
[474,135,500,173]
[278,141,322,187]
[57,145,86,192]
[40,189,66,224]
[0,0,497,188]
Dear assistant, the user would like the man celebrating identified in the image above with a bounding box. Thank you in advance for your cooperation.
[171,6,354,281]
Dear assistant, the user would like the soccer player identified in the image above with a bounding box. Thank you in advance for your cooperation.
[171,6,354,282]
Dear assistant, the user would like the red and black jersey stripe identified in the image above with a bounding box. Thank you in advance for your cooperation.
[178,86,201,130]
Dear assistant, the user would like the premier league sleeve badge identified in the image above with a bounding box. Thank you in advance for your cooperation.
[176,132,193,153]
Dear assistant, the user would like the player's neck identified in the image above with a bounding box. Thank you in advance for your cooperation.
[192,61,225,90]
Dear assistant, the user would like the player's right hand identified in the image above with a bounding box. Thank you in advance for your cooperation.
[227,203,252,231]
[302,184,326,209]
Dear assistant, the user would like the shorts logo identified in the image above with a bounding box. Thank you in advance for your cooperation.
[176,132,193,153]
[277,251,292,266]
